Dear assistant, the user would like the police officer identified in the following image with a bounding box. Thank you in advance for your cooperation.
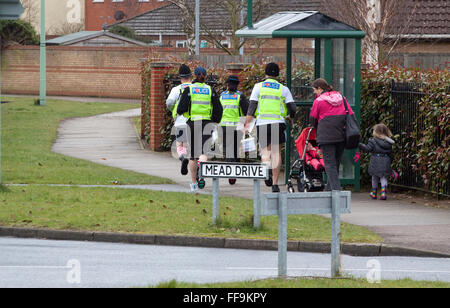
[244,62,296,193]
[219,75,249,185]
[177,67,223,192]
[166,64,192,176]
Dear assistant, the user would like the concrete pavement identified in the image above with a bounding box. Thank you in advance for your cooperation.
[50,108,450,255]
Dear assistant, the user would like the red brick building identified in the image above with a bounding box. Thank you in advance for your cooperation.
[85,0,169,31]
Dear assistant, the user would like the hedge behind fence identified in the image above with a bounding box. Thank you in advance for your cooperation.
[360,65,449,195]
[141,58,449,195]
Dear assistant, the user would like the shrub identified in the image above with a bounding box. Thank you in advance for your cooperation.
[0,19,39,47]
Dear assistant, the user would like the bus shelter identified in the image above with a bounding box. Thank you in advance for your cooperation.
[236,11,365,191]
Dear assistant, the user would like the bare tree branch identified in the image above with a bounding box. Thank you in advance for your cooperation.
[168,0,272,56]
[319,0,416,64]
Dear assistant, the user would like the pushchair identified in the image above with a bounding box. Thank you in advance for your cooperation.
[287,127,325,193]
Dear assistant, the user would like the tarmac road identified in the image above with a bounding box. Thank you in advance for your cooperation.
[0,237,449,288]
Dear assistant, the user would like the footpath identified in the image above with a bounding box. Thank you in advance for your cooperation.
[47,106,450,257]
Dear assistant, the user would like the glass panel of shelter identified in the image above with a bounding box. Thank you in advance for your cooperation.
[287,37,358,185]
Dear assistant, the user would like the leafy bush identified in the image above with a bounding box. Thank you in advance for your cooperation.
[0,19,39,47]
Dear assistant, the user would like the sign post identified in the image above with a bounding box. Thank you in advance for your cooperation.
[261,191,351,278]
[200,162,269,226]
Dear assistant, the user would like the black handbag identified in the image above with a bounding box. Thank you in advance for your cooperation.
[343,98,360,149]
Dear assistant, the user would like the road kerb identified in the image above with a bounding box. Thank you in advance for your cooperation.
[0,226,449,258]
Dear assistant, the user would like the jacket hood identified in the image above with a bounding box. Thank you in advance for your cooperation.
[317,91,343,107]
[374,137,394,150]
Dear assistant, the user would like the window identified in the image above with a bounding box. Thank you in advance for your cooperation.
[221,40,230,48]
[215,40,230,49]
[176,41,187,48]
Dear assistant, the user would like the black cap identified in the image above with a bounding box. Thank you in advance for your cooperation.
[178,64,192,78]
[226,75,240,84]
[265,62,280,77]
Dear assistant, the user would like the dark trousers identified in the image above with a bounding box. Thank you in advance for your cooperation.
[220,126,242,161]
[320,142,345,191]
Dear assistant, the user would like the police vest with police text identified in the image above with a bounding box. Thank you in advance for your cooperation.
[257,79,287,121]
[219,91,242,127]
[189,83,213,121]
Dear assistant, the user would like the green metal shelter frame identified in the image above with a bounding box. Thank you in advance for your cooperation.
[236,11,365,191]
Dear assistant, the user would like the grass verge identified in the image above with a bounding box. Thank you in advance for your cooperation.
[1,97,171,185]
[152,277,449,288]
[0,186,382,243]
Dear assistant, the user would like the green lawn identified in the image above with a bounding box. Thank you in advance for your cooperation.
[0,185,382,243]
[152,278,449,288]
[1,97,171,185]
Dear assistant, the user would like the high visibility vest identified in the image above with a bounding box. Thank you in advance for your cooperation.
[189,83,212,121]
[257,79,287,121]
[219,91,242,127]
[172,82,192,118]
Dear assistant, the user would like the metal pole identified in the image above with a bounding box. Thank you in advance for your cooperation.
[331,190,341,278]
[253,179,261,228]
[212,178,219,224]
[0,40,2,184]
[195,0,200,56]
[247,0,253,29]
[278,193,287,277]
[240,0,245,56]
[354,38,362,192]
[285,38,292,184]
[39,0,46,106]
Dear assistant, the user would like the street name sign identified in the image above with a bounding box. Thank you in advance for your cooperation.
[200,162,269,179]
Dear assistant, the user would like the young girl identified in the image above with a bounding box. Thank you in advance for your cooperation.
[359,124,395,200]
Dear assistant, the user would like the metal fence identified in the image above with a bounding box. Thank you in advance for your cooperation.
[390,81,449,196]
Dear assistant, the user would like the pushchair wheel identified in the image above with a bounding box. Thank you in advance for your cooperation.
[297,180,306,193]
[288,185,295,194]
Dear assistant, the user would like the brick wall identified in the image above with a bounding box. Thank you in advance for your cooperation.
[1,45,150,99]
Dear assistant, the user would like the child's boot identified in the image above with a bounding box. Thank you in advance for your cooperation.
[380,186,387,200]
[370,188,377,200]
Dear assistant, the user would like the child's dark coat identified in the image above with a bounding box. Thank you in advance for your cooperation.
[359,137,394,178]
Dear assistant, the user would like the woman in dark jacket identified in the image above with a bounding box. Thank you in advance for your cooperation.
[359,123,395,200]
[309,78,356,191]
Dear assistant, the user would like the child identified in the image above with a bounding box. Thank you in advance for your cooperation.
[359,123,395,200]
[305,142,325,171]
